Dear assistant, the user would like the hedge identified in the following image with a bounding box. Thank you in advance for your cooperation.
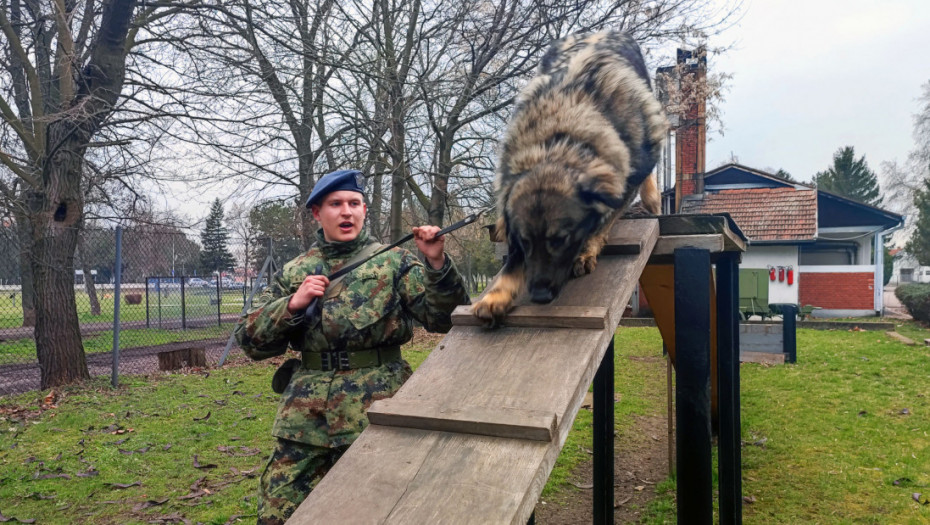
[895,283,930,323]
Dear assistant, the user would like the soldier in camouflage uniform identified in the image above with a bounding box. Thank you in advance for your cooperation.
[234,169,470,525]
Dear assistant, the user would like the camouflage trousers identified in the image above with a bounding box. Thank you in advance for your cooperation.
[257,437,348,525]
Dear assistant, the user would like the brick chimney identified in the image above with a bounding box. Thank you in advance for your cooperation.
[657,48,707,212]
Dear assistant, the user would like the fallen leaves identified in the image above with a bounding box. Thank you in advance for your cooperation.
[0,510,37,523]
[192,411,211,422]
[108,481,142,489]
[192,455,217,469]
[132,497,169,512]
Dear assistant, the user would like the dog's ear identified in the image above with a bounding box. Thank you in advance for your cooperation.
[577,181,625,209]
[576,163,626,210]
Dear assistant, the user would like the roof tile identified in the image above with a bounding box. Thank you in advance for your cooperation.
[679,187,817,241]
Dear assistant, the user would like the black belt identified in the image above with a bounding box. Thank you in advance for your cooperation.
[301,346,402,371]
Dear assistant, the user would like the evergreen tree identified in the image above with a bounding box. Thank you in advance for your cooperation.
[773,169,795,182]
[249,200,304,270]
[200,199,235,275]
[813,146,881,206]
[906,175,930,266]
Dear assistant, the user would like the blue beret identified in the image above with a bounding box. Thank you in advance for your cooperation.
[305,169,365,208]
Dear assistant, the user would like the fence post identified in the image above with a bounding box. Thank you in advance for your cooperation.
[216,278,221,327]
[181,276,187,330]
[111,226,123,388]
[145,278,150,328]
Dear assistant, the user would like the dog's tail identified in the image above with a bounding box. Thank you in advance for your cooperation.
[639,173,661,215]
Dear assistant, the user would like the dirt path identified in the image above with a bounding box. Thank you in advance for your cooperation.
[534,372,673,524]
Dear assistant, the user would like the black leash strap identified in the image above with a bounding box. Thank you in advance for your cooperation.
[303,208,488,319]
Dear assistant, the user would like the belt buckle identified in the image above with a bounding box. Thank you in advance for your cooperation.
[320,352,333,372]
[337,350,351,370]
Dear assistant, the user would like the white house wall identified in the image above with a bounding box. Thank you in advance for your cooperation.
[740,245,799,305]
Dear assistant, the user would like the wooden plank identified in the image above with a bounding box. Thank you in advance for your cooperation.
[288,218,661,525]
[366,398,557,442]
[657,214,747,253]
[602,220,652,254]
[652,234,724,256]
[740,352,785,365]
[450,305,607,329]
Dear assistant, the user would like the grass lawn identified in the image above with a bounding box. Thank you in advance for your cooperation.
[1,323,929,523]
[0,290,248,329]
[0,326,234,364]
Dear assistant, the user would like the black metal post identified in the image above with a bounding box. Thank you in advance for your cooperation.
[593,337,615,524]
[782,304,797,363]
[674,247,713,525]
[716,252,742,524]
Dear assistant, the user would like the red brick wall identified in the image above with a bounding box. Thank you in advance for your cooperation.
[798,272,874,310]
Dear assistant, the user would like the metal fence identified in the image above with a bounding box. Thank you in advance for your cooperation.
[0,225,275,397]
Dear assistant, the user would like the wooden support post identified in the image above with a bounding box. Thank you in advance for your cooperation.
[593,336,615,525]
[716,252,742,525]
[674,247,713,525]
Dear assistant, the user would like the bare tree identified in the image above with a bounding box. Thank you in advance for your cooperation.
[882,80,930,243]
[166,0,741,244]
[0,0,188,387]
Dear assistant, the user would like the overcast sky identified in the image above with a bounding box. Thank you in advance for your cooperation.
[704,0,930,183]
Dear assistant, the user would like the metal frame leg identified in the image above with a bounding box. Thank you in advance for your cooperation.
[593,337,615,524]
[674,247,713,525]
[716,252,742,524]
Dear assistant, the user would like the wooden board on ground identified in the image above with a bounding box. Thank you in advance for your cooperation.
[740,352,785,365]
[157,347,206,371]
[289,219,660,524]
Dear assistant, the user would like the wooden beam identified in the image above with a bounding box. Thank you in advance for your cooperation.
[657,214,747,253]
[367,399,558,442]
[451,305,607,329]
[652,234,724,256]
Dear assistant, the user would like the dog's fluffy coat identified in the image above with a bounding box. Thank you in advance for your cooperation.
[472,31,668,323]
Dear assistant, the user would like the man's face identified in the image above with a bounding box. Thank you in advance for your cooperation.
[311,190,367,242]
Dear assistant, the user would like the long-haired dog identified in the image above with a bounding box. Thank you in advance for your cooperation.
[472,31,668,324]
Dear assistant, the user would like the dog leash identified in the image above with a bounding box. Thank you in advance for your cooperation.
[303,207,490,319]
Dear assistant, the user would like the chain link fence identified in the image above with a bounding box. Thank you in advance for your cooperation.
[0,225,275,396]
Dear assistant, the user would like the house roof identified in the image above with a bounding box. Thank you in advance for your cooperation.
[679,187,818,242]
[703,163,806,190]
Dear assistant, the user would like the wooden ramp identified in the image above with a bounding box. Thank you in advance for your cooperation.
[289,219,659,524]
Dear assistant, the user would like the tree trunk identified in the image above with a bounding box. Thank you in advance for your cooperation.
[428,131,454,227]
[33,128,90,388]
[14,203,36,327]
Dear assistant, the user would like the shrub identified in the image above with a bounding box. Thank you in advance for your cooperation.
[895,283,930,323]
[124,293,142,305]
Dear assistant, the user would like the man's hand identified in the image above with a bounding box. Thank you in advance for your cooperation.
[287,274,330,314]
[412,225,446,270]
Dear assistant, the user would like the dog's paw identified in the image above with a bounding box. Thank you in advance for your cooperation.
[471,294,514,327]
[572,253,598,277]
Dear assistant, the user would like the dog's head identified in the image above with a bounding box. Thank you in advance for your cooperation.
[504,165,626,304]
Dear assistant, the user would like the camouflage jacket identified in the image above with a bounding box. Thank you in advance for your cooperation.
[234,229,470,447]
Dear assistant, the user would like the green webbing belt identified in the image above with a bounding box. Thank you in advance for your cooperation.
[301,346,402,371]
